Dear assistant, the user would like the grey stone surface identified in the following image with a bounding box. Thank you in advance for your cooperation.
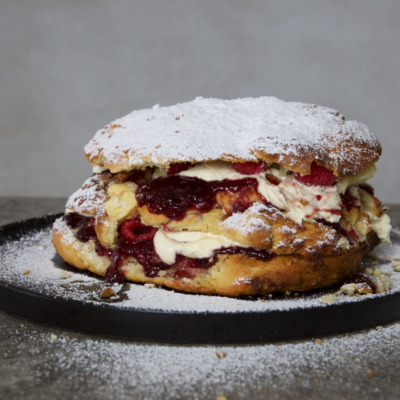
[1,1,400,201]
[0,198,400,399]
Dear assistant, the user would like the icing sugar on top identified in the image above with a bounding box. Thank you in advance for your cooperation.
[84,96,381,176]
[66,175,108,216]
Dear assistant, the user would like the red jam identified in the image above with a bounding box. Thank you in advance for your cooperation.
[341,190,360,212]
[63,213,275,282]
[347,273,377,294]
[167,162,192,176]
[136,175,259,220]
[125,169,147,185]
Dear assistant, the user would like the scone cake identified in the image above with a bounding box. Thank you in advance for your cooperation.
[52,97,391,297]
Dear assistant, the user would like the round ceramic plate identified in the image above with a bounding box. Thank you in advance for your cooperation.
[1,214,400,344]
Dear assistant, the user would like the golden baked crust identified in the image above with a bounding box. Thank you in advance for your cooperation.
[52,218,379,296]
[65,172,112,216]
[84,97,381,178]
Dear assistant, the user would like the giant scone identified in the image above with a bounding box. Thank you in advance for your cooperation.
[52,97,391,296]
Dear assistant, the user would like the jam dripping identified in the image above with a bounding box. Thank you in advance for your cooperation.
[136,175,259,220]
[64,213,275,281]
[64,213,97,242]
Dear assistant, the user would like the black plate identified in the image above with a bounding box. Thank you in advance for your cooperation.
[0,214,399,344]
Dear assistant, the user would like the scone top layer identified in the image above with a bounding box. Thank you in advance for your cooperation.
[84,96,381,177]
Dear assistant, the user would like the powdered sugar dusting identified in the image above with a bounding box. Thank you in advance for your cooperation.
[5,320,400,399]
[219,202,273,233]
[84,97,380,175]
[66,175,107,216]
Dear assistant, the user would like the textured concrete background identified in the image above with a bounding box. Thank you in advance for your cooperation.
[0,0,399,201]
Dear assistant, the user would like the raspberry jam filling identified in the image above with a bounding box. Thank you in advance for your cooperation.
[64,213,274,282]
[136,175,259,220]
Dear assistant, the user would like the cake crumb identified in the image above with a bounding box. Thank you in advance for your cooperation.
[216,351,227,359]
[60,271,72,279]
[23,269,30,275]
[364,267,373,274]
[98,287,115,298]
[371,261,379,267]
[144,283,156,289]
[373,269,381,276]
[50,333,58,341]
[320,294,336,304]
[338,283,373,296]
[393,262,400,272]
[217,396,227,400]
[367,369,374,377]
[315,339,324,344]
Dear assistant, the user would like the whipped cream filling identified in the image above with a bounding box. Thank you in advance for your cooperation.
[179,162,342,224]
[278,175,341,224]
[337,164,376,194]
[369,213,391,243]
[153,230,246,265]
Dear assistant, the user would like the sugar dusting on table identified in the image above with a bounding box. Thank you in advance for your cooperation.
[3,308,400,399]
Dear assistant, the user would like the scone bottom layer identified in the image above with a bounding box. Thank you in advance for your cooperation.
[53,159,390,296]
[62,212,274,283]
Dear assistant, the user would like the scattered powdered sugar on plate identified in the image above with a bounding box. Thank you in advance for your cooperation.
[1,220,400,314]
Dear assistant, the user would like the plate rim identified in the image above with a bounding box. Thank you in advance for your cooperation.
[1,214,400,344]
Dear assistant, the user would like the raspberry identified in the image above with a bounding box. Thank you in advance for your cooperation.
[167,162,192,176]
[293,162,335,186]
[232,161,267,175]
[120,218,157,243]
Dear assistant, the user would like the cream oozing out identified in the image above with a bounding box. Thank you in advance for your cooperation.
[179,161,391,243]
[153,230,246,265]
[179,161,342,224]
